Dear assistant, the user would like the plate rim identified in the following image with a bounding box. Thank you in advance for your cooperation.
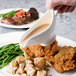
[0,8,44,29]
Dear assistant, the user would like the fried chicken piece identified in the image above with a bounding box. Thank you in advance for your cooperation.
[44,41,59,64]
[52,46,76,73]
[23,44,45,57]
[23,40,58,58]
[23,40,58,69]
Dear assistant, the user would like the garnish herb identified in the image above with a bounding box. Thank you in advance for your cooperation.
[0,10,16,17]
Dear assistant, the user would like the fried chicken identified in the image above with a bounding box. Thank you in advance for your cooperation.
[22,40,76,73]
[52,46,76,73]
[22,40,58,58]
[23,44,45,57]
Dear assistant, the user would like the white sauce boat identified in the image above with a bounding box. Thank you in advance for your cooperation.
[20,9,57,48]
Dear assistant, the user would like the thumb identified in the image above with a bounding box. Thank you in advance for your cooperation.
[46,0,55,9]
[46,0,64,9]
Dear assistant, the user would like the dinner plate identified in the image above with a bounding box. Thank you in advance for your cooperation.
[0,32,76,76]
[0,8,43,28]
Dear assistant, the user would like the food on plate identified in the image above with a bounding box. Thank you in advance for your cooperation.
[0,10,16,17]
[7,56,25,74]
[7,56,48,76]
[22,40,76,73]
[0,8,39,25]
[0,43,24,69]
[1,40,76,74]
[51,46,76,73]
[34,57,46,70]
[37,70,47,76]
[22,40,58,58]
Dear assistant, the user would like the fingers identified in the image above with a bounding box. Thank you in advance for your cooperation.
[46,0,76,14]
[46,0,57,9]
[54,5,63,10]
[68,6,75,12]
[46,0,76,13]
[46,0,52,9]
[46,0,64,9]
[54,5,76,14]
[58,6,69,14]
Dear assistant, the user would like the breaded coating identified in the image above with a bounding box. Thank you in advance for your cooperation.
[23,40,58,65]
[23,44,44,57]
[44,41,59,64]
[52,46,76,73]
[23,40,58,58]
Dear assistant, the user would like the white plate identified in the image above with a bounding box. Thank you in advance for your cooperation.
[0,8,43,28]
[0,32,76,76]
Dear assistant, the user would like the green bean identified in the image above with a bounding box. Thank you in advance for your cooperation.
[0,63,8,69]
[0,43,24,69]
[0,61,3,64]
[2,56,9,64]
[0,45,15,54]
[0,44,15,49]
[0,55,7,60]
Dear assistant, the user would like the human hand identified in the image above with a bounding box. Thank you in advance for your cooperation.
[46,0,76,13]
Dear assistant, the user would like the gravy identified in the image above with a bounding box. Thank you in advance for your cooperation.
[21,24,49,48]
